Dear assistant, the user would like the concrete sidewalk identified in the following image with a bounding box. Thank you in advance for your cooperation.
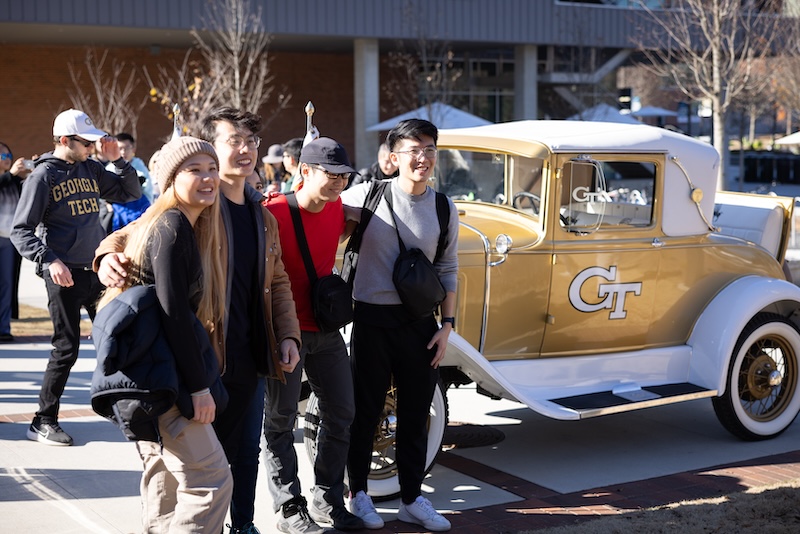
[3,337,800,533]
[3,259,800,532]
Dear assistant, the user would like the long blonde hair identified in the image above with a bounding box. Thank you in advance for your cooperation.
[99,185,226,350]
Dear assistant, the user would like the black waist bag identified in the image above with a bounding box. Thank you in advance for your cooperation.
[384,185,450,319]
[311,274,354,332]
[392,247,446,319]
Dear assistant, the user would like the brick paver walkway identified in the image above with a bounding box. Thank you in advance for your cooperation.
[376,449,800,532]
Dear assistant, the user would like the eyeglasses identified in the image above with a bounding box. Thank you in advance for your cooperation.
[395,147,438,159]
[222,135,261,150]
[69,136,93,148]
[0,153,11,161]
[311,165,351,181]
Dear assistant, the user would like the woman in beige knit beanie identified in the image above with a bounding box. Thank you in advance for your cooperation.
[99,136,232,532]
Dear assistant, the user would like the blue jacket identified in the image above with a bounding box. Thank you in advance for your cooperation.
[90,285,228,441]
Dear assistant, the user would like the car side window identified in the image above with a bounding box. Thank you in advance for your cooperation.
[435,149,505,203]
[601,161,655,227]
[560,159,655,231]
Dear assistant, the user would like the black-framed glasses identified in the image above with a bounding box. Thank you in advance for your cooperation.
[311,165,351,181]
[223,135,261,150]
[395,147,438,159]
[69,136,93,148]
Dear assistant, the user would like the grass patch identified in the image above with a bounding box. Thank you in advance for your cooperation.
[528,479,800,533]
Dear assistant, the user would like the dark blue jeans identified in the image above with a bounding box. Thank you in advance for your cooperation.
[228,375,265,528]
[39,268,102,420]
[0,237,15,335]
[263,330,354,511]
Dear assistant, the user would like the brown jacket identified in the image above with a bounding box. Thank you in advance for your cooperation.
[93,185,301,383]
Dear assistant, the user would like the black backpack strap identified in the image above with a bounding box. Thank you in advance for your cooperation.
[344,180,389,254]
[434,191,450,264]
[382,183,449,264]
[285,192,318,285]
[341,180,390,285]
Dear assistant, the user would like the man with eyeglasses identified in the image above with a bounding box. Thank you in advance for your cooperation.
[281,137,303,193]
[10,108,141,447]
[341,119,458,531]
[262,137,362,533]
[94,107,301,534]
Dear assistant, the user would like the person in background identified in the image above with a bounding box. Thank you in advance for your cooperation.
[263,137,362,533]
[114,133,156,203]
[95,107,302,534]
[281,138,303,193]
[246,169,266,195]
[97,135,233,532]
[349,142,397,188]
[341,119,458,532]
[0,141,34,342]
[148,149,162,199]
[108,132,152,230]
[262,143,287,186]
[12,108,142,446]
[265,181,281,194]
[92,138,115,235]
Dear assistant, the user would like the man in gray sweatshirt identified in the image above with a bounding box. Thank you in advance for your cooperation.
[340,119,458,532]
[11,109,141,446]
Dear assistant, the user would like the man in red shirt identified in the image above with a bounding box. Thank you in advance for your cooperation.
[263,137,362,533]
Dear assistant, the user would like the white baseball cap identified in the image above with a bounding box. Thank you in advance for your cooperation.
[52,109,108,141]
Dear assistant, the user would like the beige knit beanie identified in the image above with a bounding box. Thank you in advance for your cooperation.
[155,136,218,192]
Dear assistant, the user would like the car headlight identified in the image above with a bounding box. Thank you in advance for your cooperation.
[495,234,512,254]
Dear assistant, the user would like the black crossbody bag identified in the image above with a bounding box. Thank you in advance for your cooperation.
[286,193,353,332]
[383,185,449,318]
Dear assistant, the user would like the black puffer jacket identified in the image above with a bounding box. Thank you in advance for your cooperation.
[90,285,228,441]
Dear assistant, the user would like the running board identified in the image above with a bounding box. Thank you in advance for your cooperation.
[550,383,717,419]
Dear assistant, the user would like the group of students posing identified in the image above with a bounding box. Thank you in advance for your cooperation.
[17,107,459,534]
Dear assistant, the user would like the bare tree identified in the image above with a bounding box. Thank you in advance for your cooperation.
[381,0,463,120]
[730,59,777,146]
[145,0,290,137]
[68,48,146,137]
[634,0,784,190]
[773,19,800,136]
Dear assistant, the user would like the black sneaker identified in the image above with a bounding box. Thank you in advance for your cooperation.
[227,522,261,534]
[0,333,14,342]
[27,417,73,446]
[277,496,325,534]
[310,495,365,531]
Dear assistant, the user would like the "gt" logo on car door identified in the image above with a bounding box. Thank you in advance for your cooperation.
[568,266,642,319]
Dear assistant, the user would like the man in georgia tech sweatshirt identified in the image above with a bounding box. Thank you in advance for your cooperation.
[11,109,141,447]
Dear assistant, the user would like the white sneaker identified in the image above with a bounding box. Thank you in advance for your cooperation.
[349,490,384,529]
[398,495,451,532]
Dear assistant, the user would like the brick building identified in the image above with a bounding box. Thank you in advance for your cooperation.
[0,0,697,168]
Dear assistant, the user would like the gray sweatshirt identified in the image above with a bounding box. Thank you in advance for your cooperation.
[341,179,459,305]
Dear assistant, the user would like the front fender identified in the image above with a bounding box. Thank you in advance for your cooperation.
[688,275,800,393]
[442,332,515,401]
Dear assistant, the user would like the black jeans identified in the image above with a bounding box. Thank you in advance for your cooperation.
[263,329,354,511]
[346,305,439,504]
[38,268,102,420]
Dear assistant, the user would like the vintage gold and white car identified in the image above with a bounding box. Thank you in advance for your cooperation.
[305,120,800,499]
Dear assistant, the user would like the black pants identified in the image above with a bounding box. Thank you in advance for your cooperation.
[263,330,354,511]
[346,304,439,504]
[38,268,102,420]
